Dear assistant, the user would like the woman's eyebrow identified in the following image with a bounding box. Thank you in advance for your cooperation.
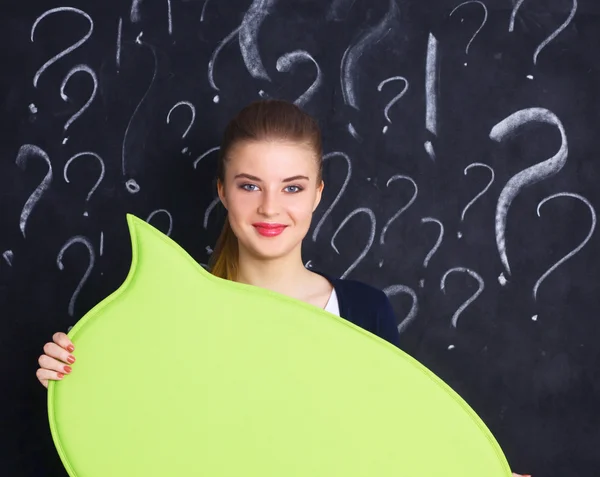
[282,175,310,182]
[233,173,310,182]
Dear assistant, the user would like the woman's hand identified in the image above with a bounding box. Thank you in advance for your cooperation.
[36,332,76,389]
[512,473,531,477]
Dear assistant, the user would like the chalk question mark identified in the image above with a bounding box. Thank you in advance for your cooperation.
[31,7,93,88]
[57,235,96,317]
[489,107,568,285]
[419,217,444,287]
[449,0,488,66]
[379,175,418,267]
[60,65,98,141]
[167,101,196,153]
[509,0,577,72]
[207,0,274,103]
[331,207,376,279]
[384,284,418,335]
[63,152,105,216]
[15,145,53,238]
[146,209,173,236]
[533,192,596,302]
[457,162,494,238]
[377,76,409,134]
[312,152,352,242]
[275,50,322,108]
[440,267,485,349]
[340,0,398,141]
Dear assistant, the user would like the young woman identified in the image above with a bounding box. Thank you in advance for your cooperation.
[35,99,528,477]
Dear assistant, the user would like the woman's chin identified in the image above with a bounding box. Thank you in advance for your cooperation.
[243,238,300,261]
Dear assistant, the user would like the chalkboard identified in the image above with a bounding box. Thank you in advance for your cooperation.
[1,1,599,476]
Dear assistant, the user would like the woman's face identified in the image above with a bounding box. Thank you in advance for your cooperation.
[217,140,324,261]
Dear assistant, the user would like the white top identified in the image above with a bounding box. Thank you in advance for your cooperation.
[323,287,340,316]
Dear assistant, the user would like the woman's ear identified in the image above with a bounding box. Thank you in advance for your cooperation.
[313,179,324,212]
[216,179,228,210]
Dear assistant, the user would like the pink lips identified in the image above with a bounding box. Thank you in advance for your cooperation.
[253,223,287,237]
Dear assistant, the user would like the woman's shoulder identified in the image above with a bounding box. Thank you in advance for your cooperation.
[312,270,400,347]
[312,269,387,303]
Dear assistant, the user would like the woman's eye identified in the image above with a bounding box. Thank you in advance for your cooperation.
[285,185,303,193]
[240,183,258,191]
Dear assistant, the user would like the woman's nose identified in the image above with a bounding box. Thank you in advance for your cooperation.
[257,190,279,216]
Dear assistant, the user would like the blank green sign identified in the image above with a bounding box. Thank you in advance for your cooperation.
[48,214,512,477]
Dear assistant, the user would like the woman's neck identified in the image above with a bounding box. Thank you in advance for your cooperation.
[234,248,312,298]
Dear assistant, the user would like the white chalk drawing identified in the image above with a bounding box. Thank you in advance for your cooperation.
[377,76,409,134]
[420,217,444,268]
[275,50,322,108]
[63,152,106,212]
[194,146,221,170]
[57,236,96,317]
[3,250,14,267]
[167,0,173,35]
[121,33,158,194]
[380,175,418,245]
[200,0,211,22]
[449,0,488,63]
[146,209,174,236]
[15,145,53,238]
[533,193,596,301]
[311,152,352,242]
[167,101,196,140]
[458,162,495,238]
[116,17,122,72]
[489,107,568,277]
[130,0,142,22]
[208,25,242,101]
[340,0,398,111]
[60,64,98,132]
[424,32,439,161]
[425,32,439,136]
[509,0,577,65]
[31,7,93,88]
[440,267,485,328]
[424,140,436,161]
[384,284,418,334]
[239,0,277,82]
[347,123,362,142]
[100,231,104,256]
[331,207,376,279]
[203,196,222,229]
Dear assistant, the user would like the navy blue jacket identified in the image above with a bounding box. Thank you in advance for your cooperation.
[313,270,400,348]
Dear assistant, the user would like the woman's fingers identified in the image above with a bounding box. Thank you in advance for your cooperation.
[43,341,76,365]
[52,331,75,353]
[35,367,65,389]
[38,353,74,375]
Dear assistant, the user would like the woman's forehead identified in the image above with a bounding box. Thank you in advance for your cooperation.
[226,141,318,174]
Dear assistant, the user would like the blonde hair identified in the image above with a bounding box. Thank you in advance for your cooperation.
[208,99,323,281]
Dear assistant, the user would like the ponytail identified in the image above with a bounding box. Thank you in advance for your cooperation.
[208,215,238,281]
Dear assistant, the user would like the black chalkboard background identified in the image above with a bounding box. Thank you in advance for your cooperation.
[2,0,599,475]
